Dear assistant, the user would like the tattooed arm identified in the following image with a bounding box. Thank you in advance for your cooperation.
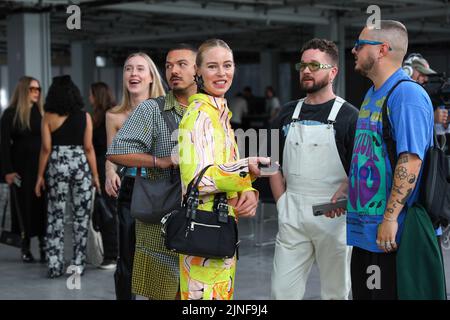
[376,153,422,252]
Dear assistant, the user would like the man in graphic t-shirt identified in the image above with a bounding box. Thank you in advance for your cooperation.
[339,20,434,300]
[269,38,359,300]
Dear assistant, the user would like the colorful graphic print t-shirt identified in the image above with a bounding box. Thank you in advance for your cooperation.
[347,68,434,252]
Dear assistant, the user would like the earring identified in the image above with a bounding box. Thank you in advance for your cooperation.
[194,75,205,91]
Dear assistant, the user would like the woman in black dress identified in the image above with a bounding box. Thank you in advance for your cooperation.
[89,82,118,269]
[0,76,47,263]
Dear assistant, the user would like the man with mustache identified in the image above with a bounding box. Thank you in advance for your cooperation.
[340,20,434,299]
[269,38,358,299]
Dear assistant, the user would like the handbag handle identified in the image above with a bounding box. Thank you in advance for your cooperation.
[184,165,229,222]
[185,164,214,201]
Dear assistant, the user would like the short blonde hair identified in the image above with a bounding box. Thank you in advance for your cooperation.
[367,20,408,59]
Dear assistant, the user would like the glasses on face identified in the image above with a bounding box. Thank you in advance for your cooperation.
[295,61,334,72]
[353,39,393,52]
[29,86,41,94]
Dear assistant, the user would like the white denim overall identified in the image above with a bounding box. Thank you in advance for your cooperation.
[271,97,351,300]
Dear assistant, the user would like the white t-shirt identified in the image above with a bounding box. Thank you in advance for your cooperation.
[265,96,281,115]
[228,96,248,124]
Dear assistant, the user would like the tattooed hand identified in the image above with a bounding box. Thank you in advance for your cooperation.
[379,152,422,250]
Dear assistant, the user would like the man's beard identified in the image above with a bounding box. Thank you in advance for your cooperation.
[355,55,375,77]
[300,76,329,94]
[172,82,194,94]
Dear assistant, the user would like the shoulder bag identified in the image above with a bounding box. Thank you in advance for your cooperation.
[130,96,182,224]
[161,165,239,259]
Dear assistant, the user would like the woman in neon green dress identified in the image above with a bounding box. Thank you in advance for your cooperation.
[178,39,269,300]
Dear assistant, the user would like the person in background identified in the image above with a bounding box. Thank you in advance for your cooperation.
[228,91,248,129]
[0,76,47,263]
[105,52,165,300]
[403,53,447,126]
[264,86,281,121]
[89,81,118,270]
[35,75,100,278]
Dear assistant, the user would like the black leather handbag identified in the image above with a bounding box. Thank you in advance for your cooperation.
[161,165,239,259]
[130,96,182,224]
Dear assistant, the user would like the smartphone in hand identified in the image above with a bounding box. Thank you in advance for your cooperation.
[312,198,347,216]
[258,161,280,176]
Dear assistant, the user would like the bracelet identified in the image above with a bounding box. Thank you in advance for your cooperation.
[383,215,397,222]
[153,156,157,168]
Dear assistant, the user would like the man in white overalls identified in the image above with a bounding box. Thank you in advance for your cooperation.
[269,39,359,299]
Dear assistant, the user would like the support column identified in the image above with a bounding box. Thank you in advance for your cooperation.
[260,50,280,97]
[71,41,95,110]
[7,13,51,97]
[314,14,346,98]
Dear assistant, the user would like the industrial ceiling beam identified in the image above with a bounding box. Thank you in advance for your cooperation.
[96,25,286,44]
[343,5,450,24]
[101,1,330,25]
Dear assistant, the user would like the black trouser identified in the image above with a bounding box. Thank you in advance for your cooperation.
[350,246,397,300]
[21,236,45,253]
[97,157,119,261]
[98,193,119,260]
[114,176,135,300]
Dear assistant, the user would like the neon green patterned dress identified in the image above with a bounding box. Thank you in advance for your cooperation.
[178,93,257,300]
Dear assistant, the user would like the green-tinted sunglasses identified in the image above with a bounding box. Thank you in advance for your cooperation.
[295,61,334,72]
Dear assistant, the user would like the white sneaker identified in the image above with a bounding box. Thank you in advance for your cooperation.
[98,259,117,270]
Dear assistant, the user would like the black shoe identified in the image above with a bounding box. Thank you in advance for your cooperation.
[22,251,35,263]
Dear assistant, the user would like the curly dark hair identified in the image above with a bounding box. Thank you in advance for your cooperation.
[300,38,338,65]
[44,75,84,115]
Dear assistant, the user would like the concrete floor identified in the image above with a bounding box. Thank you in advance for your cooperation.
[1,185,450,300]
[0,200,322,300]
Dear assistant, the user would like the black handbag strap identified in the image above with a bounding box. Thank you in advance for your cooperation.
[137,96,179,178]
[185,164,214,200]
[382,79,424,169]
[156,96,178,135]
[184,165,229,222]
